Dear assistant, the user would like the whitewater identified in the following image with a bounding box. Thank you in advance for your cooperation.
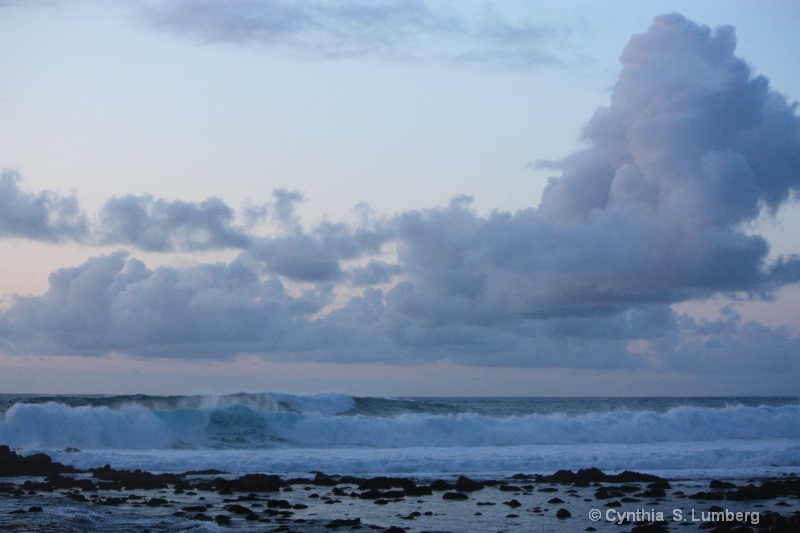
[1,394,799,481]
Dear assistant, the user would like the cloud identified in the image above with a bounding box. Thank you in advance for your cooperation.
[246,212,396,283]
[1,14,798,379]
[391,13,799,325]
[98,194,253,251]
[140,0,575,68]
[0,251,334,358]
[0,169,89,242]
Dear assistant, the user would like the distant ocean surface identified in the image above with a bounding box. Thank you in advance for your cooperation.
[1,394,799,481]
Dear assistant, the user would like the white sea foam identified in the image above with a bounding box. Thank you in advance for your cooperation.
[1,395,798,478]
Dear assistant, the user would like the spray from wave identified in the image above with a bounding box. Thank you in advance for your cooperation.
[1,393,798,452]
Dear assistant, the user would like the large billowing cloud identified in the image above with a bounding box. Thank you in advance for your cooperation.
[1,14,799,376]
[391,13,800,324]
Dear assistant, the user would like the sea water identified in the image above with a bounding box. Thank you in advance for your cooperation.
[1,394,798,481]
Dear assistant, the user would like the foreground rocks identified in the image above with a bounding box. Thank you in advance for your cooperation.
[2,448,799,532]
[0,445,76,477]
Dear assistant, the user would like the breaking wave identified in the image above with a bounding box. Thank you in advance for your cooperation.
[1,394,798,452]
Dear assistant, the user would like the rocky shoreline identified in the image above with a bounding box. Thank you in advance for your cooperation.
[2,445,799,532]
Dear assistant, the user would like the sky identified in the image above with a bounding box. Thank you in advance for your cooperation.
[1,0,799,396]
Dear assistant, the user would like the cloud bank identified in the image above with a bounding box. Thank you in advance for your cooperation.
[1,15,799,377]
[141,0,575,68]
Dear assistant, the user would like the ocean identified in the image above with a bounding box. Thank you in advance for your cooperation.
[1,393,798,480]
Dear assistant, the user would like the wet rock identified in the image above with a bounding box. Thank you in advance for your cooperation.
[267,499,293,509]
[232,473,283,492]
[182,468,227,476]
[358,476,416,492]
[726,477,800,501]
[539,468,664,484]
[556,508,571,518]
[454,475,483,492]
[182,505,209,512]
[325,518,361,529]
[442,491,469,500]
[90,465,182,490]
[688,490,725,500]
[430,479,454,491]
[224,503,253,515]
[0,446,77,477]
[503,499,522,508]
[639,487,666,498]
[405,484,433,496]
[710,480,736,489]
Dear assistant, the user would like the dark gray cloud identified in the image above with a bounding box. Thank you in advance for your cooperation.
[141,0,575,68]
[1,14,798,378]
[98,194,252,251]
[0,251,333,358]
[0,169,89,242]
[246,215,396,282]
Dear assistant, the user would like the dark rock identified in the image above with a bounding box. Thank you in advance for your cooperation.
[90,464,182,490]
[224,503,253,515]
[267,499,293,509]
[548,497,565,504]
[442,491,469,500]
[688,490,725,500]
[325,517,362,529]
[182,468,227,476]
[710,480,736,489]
[27,506,44,513]
[639,488,666,498]
[503,499,522,508]
[556,508,571,518]
[454,475,483,492]
[0,445,77,477]
[726,478,800,500]
[214,514,231,525]
[499,484,522,492]
[358,476,416,491]
[539,468,664,484]
[358,489,384,500]
[146,497,169,506]
[430,479,453,491]
[232,473,283,492]
[182,505,208,512]
[405,484,432,496]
